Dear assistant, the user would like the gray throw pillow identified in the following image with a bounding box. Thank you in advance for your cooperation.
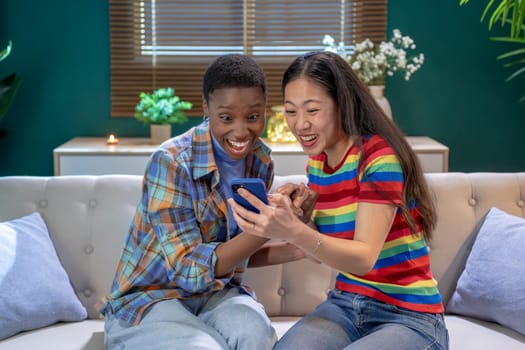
[447,207,525,336]
[0,212,87,340]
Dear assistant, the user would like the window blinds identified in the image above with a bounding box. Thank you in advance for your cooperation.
[109,0,387,117]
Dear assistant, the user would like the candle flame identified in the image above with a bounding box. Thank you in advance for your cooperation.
[107,134,119,145]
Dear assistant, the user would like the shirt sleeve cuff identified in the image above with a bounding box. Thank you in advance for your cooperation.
[188,241,221,280]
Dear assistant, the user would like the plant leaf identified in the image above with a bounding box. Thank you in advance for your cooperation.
[502,57,525,66]
[513,0,525,38]
[0,41,12,62]
[490,35,525,43]
[496,47,525,59]
[487,0,506,30]
[505,64,525,80]
[0,73,22,121]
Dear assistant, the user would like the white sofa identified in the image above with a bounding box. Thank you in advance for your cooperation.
[0,173,524,350]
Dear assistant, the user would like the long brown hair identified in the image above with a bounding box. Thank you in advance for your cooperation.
[282,51,436,240]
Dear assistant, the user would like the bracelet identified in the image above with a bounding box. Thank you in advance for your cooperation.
[312,233,322,254]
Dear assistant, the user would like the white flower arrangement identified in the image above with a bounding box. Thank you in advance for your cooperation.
[322,29,425,85]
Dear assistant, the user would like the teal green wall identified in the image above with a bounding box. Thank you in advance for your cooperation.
[1,1,524,176]
[387,1,525,172]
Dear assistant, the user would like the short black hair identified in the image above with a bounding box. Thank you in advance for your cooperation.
[202,54,267,103]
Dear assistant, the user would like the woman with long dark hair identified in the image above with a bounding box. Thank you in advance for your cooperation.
[229,51,449,349]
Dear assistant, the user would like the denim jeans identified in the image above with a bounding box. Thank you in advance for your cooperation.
[104,286,277,350]
[275,289,449,350]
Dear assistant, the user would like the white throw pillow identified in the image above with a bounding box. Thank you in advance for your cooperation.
[0,212,87,340]
[447,207,525,336]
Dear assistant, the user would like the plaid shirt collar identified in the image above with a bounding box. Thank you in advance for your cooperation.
[191,119,272,182]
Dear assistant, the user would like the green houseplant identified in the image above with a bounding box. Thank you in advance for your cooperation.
[0,41,21,126]
[134,87,192,144]
[460,0,525,102]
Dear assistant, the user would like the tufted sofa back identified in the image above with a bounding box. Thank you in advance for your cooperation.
[1,173,524,319]
[247,173,525,315]
[422,173,525,303]
[0,175,141,319]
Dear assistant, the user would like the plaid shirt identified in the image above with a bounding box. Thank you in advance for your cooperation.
[96,120,274,325]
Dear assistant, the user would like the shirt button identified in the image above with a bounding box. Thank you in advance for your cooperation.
[83,288,93,297]
[277,287,286,296]
[88,199,97,208]
[39,199,48,208]
[517,200,524,208]
[468,198,476,206]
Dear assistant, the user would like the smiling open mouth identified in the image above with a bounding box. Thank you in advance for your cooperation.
[299,134,317,146]
[226,139,251,154]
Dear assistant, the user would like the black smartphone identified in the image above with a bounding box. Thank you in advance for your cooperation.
[231,178,268,213]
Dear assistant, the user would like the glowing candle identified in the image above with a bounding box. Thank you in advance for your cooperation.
[106,134,119,145]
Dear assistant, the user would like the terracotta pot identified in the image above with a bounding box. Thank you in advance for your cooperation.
[150,124,171,145]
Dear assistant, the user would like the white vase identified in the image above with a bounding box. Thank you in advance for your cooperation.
[150,124,171,145]
[368,85,393,120]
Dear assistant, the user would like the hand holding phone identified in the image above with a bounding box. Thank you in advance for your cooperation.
[231,178,268,214]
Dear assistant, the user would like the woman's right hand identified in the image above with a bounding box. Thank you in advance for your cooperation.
[276,182,319,223]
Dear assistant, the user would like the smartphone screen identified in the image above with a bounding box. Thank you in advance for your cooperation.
[231,178,268,213]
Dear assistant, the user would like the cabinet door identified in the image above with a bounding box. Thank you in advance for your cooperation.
[58,155,150,175]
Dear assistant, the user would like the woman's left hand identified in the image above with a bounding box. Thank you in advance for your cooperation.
[275,182,319,223]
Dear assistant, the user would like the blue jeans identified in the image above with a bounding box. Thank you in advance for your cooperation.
[104,286,277,350]
[275,289,449,350]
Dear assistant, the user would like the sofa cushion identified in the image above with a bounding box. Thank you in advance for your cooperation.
[447,207,525,336]
[445,315,525,350]
[0,320,104,350]
[0,212,87,340]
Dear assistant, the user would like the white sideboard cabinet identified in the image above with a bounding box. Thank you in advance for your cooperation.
[54,136,448,176]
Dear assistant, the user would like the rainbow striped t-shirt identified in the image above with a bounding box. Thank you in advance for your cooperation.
[308,135,444,313]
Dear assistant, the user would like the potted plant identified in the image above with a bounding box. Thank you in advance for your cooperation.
[0,40,21,135]
[134,87,192,144]
[322,29,425,119]
[460,0,525,102]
